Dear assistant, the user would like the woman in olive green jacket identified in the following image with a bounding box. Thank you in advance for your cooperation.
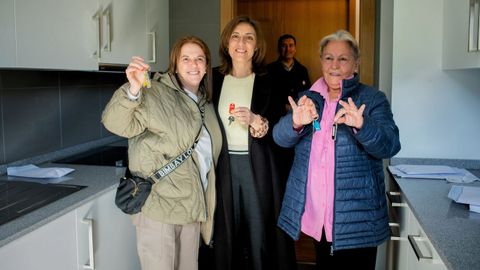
[102,36,222,270]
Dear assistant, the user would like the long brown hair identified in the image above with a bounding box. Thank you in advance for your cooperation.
[218,15,267,75]
[168,36,212,100]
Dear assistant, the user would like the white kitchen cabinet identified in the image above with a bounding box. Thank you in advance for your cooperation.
[14,0,99,70]
[145,0,169,72]
[406,210,447,270]
[0,0,168,71]
[387,191,410,270]
[96,0,147,67]
[0,188,140,270]
[0,211,78,270]
[443,0,480,69]
[0,0,16,67]
[386,191,447,270]
[76,189,140,270]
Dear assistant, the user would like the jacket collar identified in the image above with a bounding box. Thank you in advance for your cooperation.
[156,72,207,105]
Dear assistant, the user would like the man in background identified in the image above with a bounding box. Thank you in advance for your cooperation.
[268,34,311,114]
[268,34,311,185]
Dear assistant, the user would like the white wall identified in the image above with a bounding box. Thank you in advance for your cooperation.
[390,0,480,159]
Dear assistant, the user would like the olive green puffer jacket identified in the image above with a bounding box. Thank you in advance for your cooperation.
[102,73,222,243]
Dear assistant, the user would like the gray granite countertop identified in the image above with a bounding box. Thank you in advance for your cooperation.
[390,167,480,270]
[0,163,125,247]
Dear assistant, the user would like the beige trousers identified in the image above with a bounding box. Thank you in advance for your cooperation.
[132,213,200,270]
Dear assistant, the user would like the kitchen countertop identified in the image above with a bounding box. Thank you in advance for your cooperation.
[391,168,480,270]
[0,163,125,247]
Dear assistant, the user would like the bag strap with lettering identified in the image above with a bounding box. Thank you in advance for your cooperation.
[147,102,205,183]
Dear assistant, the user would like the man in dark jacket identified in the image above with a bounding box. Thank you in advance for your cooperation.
[268,34,311,187]
[268,34,311,114]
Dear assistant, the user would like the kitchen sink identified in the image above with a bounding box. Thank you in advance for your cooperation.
[54,146,128,167]
[0,180,85,226]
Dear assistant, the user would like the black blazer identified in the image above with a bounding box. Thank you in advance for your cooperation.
[206,67,296,270]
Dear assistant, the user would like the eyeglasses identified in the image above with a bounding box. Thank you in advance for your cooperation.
[230,33,256,44]
[321,54,354,66]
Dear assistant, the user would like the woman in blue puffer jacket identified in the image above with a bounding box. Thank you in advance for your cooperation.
[273,29,401,270]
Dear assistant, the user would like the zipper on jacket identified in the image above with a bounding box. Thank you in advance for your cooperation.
[331,103,339,255]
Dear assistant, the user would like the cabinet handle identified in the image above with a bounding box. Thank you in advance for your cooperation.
[386,191,408,207]
[477,0,480,51]
[469,0,480,51]
[102,7,111,52]
[408,235,433,262]
[388,222,403,241]
[148,32,156,63]
[92,11,102,59]
[82,218,95,270]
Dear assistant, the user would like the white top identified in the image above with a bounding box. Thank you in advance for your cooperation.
[218,74,255,152]
[184,89,213,191]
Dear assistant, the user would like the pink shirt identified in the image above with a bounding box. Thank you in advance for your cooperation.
[300,78,340,242]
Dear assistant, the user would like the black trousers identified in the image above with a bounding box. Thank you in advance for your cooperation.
[314,230,377,270]
[230,154,266,270]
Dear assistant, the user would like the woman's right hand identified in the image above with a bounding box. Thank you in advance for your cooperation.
[125,56,150,96]
[288,95,318,129]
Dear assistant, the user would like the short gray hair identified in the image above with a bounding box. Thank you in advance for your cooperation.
[319,30,360,60]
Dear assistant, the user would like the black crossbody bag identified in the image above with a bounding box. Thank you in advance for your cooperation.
[115,104,205,215]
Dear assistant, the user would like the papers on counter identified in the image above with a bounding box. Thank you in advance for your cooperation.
[448,185,480,213]
[7,164,75,184]
[388,164,479,183]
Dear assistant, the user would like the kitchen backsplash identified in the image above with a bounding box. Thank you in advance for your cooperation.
[0,69,126,165]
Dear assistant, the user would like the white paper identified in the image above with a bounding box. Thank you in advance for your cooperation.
[470,204,480,214]
[7,164,75,179]
[394,164,457,175]
[448,185,480,205]
[389,165,479,183]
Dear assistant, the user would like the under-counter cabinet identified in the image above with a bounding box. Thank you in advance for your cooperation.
[443,0,480,69]
[0,0,168,71]
[0,188,140,270]
[0,211,78,270]
[387,191,447,270]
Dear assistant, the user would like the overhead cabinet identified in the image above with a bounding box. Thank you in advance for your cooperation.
[443,0,480,69]
[0,0,168,71]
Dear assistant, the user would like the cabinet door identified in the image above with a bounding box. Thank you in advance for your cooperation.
[98,0,147,66]
[15,0,98,70]
[406,211,447,270]
[0,212,78,270]
[443,0,480,69]
[145,0,169,72]
[76,189,140,270]
[387,191,410,270]
[0,0,16,67]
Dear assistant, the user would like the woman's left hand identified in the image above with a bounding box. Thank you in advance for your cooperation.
[233,107,257,126]
[334,97,366,129]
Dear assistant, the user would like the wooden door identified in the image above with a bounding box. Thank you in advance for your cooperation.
[221,0,376,85]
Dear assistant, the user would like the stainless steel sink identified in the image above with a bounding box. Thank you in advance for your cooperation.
[0,180,85,226]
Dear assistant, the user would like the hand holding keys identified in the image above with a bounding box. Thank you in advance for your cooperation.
[228,103,235,126]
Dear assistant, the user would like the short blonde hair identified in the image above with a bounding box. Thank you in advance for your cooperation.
[319,30,360,60]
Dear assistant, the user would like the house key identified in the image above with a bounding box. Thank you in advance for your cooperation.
[143,69,151,89]
[228,103,235,125]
